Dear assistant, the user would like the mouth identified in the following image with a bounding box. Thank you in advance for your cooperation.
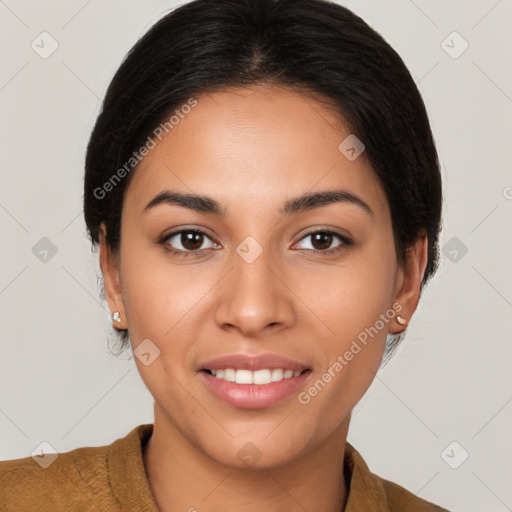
[198,353,312,409]
[202,367,310,384]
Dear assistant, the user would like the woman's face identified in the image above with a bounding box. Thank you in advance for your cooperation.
[101,84,423,468]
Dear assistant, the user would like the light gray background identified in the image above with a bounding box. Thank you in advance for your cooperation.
[1,1,511,511]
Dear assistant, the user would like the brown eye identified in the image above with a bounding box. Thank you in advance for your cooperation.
[180,231,204,251]
[295,230,352,254]
[310,232,334,251]
[161,229,218,254]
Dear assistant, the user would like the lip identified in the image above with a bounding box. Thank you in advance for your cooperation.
[198,352,312,409]
[200,369,312,409]
[200,352,310,372]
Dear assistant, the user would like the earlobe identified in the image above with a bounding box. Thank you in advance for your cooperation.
[390,231,428,334]
[395,314,408,326]
[98,222,126,330]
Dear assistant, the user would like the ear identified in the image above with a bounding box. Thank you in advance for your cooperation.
[389,230,429,334]
[98,222,127,330]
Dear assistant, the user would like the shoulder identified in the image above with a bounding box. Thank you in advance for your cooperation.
[344,442,451,511]
[379,476,450,511]
[0,439,115,511]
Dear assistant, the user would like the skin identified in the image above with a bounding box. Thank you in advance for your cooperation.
[98,83,428,512]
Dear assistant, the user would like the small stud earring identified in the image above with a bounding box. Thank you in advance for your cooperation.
[112,311,122,323]
[396,315,407,326]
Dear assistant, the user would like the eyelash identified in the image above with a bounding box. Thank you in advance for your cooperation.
[157,228,353,258]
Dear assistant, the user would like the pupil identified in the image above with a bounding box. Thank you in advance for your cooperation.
[179,232,333,251]
[312,232,332,251]
[182,232,203,250]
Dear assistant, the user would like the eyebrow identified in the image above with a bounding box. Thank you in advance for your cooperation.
[142,189,373,217]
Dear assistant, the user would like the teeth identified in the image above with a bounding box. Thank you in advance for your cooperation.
[271,369,283,382]
[253,369,272,385]
[223,368,236,382]
[235,369,253,384]
[208,368,303,384]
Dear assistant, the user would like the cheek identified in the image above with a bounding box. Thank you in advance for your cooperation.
[119,237,207,341]
[119,242,218,391]
[297,281,391,430]
[296,241,398,343]
[295,240,396,408]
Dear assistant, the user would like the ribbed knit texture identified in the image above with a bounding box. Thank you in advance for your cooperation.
[0,424,450,511]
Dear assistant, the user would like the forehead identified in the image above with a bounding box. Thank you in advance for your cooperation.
[124,85,388,219]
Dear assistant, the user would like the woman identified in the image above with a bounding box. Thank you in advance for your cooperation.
[0,0,450,510]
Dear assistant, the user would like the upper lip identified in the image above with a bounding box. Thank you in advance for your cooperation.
[200,353,310,372]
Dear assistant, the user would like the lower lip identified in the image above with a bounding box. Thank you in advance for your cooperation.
[200,370,311,409]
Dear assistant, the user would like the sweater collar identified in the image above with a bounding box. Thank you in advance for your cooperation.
[109,423,390,511]
[108,423,159,511]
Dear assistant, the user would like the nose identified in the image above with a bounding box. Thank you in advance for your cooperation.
[214,246,295,338]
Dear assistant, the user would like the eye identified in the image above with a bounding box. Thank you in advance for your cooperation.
[158,229,220,256]
[158,228,352,257]
[294,230,352,255]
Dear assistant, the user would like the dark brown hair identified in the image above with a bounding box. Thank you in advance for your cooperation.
[83,0,442,359]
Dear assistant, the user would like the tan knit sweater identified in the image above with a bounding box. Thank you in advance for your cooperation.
[0,424,450,511]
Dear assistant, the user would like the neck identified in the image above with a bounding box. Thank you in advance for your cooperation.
[143,406,350,512]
